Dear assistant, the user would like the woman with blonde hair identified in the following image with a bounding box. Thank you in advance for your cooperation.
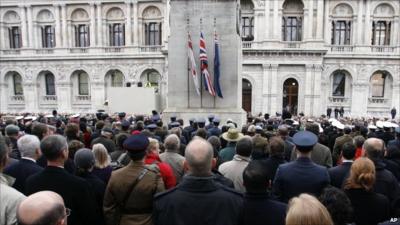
[92,143,113,184]
[286,193,333,225]
[344,157,390,225]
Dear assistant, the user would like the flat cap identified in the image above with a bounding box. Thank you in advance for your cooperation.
[123,134,149,152]
[292,131,318,148]
[5,125,20,135]
[74,148,95,169]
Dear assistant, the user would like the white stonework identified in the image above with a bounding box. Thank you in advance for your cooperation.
[0,0,399,118]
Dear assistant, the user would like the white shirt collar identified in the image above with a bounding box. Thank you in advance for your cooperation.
[21,157,36,163]
[342,159,354,163]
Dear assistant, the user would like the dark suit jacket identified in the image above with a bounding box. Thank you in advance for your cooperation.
[26,166,100,225]
[261,156,286,182]
[272,157,330,203]
[328,161,352,188]
[3,158,43,193]
[243,193,287,225]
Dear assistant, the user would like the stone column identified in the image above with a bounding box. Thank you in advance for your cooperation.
[313,65,323,116]
[264,0,270,39]
[125,1,132,46]
[304,64,314,115]
[392,82,400,114]
[307,0,314,40]
[90,3,96,46]
[34,21,40,48]
[0,24,5,49]
[391,16,399,46]
[364,0,371,45]
[262,64,270,114]
[0,83,7,112]
[61,4,68,47]
[316,0,324,40]
[273,0,279,40]
[91,81,106,110]
[133,0,139,46]
[356,0,363,45]
[270,64,279,114]
[27,5,34,48]
[54,4,62,48]
[96,3,103,46]
[19,5,28,48]
[57,82,72,113]
[24,82,37,112]
[68,21,73,47]
[351,82,369,116]
[324,1,330,44]
[254,9,263,41]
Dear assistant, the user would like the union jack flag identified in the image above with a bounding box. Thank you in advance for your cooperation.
[199,32,216,96]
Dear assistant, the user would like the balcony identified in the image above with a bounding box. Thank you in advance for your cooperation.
[10,95,25,102]
[104,47,123,53]
[283,41,301,48]
[371,46,395,53]
[69,47,89,53]
[330,45,353,52]
[368,97,389,104]
[75,95,91,102]
[3,49,21,55]
[329,96,349,103]
[242,42,253,49]
[36,49,54,54]
[9,95,25,107]
[139,46,162,53]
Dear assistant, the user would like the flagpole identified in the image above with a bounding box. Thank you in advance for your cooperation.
[200,18,203,108]
[187,18,190,108]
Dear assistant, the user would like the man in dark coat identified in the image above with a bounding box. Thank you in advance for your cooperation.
[3,135,43,193]
[260,136,286,182]
[388,127,400,150]
[153,139,243,225]
[328,142,356,188]
[91,127,116,153]
[382,125,395,146]
[364,138,400,214]
[25,135,99,225]
[208,118,222,137]
[327,107,332,118]
[333,126,353,165]
[5,125,21,159]
[391,107,397,120]
[243,160,287,225]
[272,131,330,203]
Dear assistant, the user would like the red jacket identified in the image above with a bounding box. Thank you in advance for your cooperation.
[145,153,176,189]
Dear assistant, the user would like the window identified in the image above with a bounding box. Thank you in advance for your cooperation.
[241,17,254,41]
[332,21,351,45]
[13,73,23,95]
[41,25,55,48]
[75,24,90,47]
[282,17,302,41]
[109,23,125,46]
[111,72,123,87]
[372,21,391,45]
[332,72,346,96]
[8,26,22,48]
[78,72,89,95]
[371,73,386,97]
[145,22,161,46]
[45,73,56,95]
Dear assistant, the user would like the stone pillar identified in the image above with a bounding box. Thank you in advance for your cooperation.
[54,4,62,48]
[316,0,324,40]
[125,1,132,46]
[27,5,34,48]
[133,0,139,46]
[313,65,323,116]
[254,9,263,41]
[273,0,279,40]
[356,0,363,45]
[0,24,5,49]
[0,83,7,112]
[304,64,314,115]
[324,1,330,44]
[364,0,371,45]
[34,21,40,48]
[307,0,314,40]
[24,82,37,112]
[90,3,96,46]
[91,82,106,110]
[392,83,400,114]
[351,83,369,116]
[264,0,270,39]
[391,17,399,46]
[270,64,278,114]
[262,64,270,114]
[57,82,72,113]
[163,0,170,43]
[68,21,73,47]
[19,5,28,48]
[61,4,68,47]
[96,3,103,46]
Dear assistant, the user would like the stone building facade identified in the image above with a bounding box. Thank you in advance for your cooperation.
[0,0,399,117]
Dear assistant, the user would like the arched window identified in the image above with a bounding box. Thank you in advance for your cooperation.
[13,73,23,95]
[106,8,125,46]
[372,4,394,46]
[241,0,254,41]
[107,70,124,87]
[71,9,90,47]
[141,69,161,92]
[282,0,304,41]
[37,9,56,48]
[4,11,22,48]
[143,6,162,46]
[45,73,56,95]
[370,72,387,97]
[331,3,353,45]
[332,71,346,96]
[78,72,89,95]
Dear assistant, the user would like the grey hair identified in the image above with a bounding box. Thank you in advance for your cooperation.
[185,139,213,176]
[164,134,181,152]
[40,135,68,161]
[17,135,40,158]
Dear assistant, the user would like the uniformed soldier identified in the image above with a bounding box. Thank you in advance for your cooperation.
[104,134,165,225]
[207,117,222,137]
[205,114,215,130]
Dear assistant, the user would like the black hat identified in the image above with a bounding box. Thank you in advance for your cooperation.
[118,112,126,118]
[123,134,149,153]
[292,131,318,148]
[146,124,157,130]
[170,121,180,128]
[121,120,131,128]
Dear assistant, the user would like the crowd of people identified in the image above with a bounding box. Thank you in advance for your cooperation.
[0,109,400,225]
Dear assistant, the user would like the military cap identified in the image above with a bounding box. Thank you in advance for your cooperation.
[170,121,180,128]
[121,120,131,128]
[74,148,95,169]
[292,131,318,148]
[118,112,126,118]
[15,116,24,120]
[255,125,263,131]
[146,124,157,129]
[189,118,196,123]
[123,134,149,152]
[213,117,221,123]
[197,118,206,124]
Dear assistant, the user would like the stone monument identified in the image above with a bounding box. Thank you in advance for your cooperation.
[163,0,245,125]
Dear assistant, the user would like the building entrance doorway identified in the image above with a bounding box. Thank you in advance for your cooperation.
[283,78,298,115]
[242,78,252,113]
